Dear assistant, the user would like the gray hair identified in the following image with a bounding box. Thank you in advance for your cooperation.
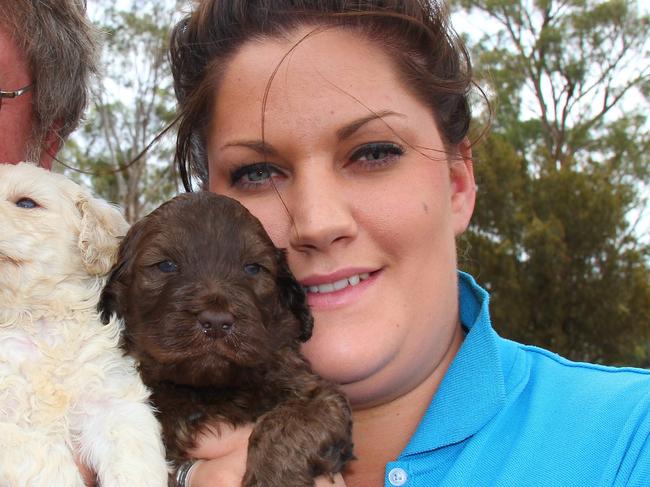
[2,0,99,161]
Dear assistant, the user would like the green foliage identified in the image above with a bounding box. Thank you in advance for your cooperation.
[457,0,650,365]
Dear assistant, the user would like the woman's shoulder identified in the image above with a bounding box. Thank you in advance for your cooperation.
[516,340,650,390]
[480,339,650,485]
[504,337,650,423]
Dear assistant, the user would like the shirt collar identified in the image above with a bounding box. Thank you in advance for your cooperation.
[401,271,508,456]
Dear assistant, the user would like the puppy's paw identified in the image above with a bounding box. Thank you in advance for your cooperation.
[243,394,354,487]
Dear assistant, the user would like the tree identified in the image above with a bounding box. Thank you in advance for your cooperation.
[456,0,650,365]
[61,0,181,223]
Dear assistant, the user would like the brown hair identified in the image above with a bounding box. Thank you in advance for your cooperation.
[170,0,473,191]
[2,0,99,162]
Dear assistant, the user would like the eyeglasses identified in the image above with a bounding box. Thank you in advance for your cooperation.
[0,84,32,112]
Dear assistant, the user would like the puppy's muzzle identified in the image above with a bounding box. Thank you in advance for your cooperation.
[197,310,235,339]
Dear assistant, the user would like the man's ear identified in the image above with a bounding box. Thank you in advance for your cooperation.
[39,122,63,170]
[450,137,476,236]
[76,193,130,275]
[275,248,314,342]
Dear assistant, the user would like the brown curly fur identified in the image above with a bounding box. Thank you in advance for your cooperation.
[99,192,354,486]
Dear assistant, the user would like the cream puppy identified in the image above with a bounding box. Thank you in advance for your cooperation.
[0,163,168,486]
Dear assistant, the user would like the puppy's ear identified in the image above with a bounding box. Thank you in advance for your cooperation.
[276,249,313,342]
[76,194,129,275]
[99,260,128,324]
[98,217,144,324]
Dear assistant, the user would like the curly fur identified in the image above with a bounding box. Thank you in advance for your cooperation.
[0,163,168,486]
[100,192,354,487]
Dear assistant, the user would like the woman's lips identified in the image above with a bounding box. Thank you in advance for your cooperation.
[303,271,371,294]
[301,269,381,309]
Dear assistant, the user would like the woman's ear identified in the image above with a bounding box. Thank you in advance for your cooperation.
[450,137,476,236]
[275,248,314,342]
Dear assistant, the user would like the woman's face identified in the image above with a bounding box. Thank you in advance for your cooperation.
[207,27,475,408]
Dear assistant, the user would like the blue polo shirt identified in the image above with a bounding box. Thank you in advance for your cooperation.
[385,272,650,486]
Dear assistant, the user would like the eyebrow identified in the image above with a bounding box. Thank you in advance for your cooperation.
[336,110,406,141]
[221,110,406,155]
[222,140,279,157]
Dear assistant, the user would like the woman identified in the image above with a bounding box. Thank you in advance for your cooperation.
[167,1,650,486]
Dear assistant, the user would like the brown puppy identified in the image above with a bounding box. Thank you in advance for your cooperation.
[99,191,354,487]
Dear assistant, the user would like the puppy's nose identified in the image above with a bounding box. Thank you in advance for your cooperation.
[197,310,235,336]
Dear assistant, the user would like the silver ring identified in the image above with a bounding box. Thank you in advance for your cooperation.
[175,460,199,487]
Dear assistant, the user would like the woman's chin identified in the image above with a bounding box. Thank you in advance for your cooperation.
[302,335,398,403]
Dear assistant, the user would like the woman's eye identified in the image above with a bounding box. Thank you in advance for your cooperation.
[244,263,262,276]
[230,163,282,190]
[16,197,39,209]
[350,142,404,168]
[157,260,178,273]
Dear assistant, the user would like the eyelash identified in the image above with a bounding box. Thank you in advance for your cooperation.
[349,142,404,169]
[228,142,404,190]
[229,163,282,190]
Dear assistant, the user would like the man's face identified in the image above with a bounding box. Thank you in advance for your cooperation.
[0,26,44,167]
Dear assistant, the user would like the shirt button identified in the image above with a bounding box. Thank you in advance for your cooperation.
[388,467,408,486]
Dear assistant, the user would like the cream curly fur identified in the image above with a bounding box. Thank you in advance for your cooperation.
[0,163,168,486]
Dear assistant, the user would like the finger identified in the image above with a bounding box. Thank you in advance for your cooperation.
[187,458,246,487]
[315,473,347,487]
[188,423,254,458]
[73,455,97,487]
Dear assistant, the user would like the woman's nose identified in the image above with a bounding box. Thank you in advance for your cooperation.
[287,169,357,253]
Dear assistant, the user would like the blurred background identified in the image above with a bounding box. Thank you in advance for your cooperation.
[60,0,650,367]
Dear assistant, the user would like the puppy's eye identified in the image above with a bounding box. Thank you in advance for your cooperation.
[244,264,262,276]
[157,260,178,273]
[16,197,39,209]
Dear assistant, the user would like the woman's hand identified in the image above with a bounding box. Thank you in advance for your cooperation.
[186,423,251,486]
[74,454,97,487]
[186,423,347,487]
[315,473,347,486]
